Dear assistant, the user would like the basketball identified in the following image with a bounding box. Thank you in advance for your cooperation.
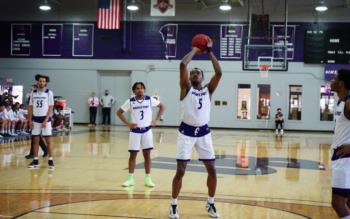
[191,34,209,51]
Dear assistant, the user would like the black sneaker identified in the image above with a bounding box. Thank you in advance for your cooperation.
[25,154,34,159]
[27,160,39,169]
[48,160,55,170]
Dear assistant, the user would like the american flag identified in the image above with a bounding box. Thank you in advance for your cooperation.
[97,0,121,29]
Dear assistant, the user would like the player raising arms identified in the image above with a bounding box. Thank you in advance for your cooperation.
[169,35,222,218]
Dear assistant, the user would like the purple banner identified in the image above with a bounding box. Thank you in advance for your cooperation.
[73,24,94,57]
[42,24,63,56]
[324,64,350,81]
[11,24,31,56]
[220,24,243,59]
[272,25,296,60]
[159,24,177,59]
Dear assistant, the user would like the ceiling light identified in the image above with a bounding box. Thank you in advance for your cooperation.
[127,0,139,11]
[219,3,232,11]
[315,5,328,12]
[39,0,51,11]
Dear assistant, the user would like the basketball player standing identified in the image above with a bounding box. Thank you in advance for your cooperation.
[27,74,55,169]
[330,69,350,219]
[169,37,222,218]
[117,82,165,187]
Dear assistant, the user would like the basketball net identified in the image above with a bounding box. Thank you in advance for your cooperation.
[259,64,270,78]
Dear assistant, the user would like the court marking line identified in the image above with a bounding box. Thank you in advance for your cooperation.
[32,211,156,219]
[11,195,315,219]
[0,191,330,206]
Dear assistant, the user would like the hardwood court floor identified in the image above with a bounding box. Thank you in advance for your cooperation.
[0,126,337,218]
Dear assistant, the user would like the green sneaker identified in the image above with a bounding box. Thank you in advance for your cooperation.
[122,175,135,187]
[144,176,155,187]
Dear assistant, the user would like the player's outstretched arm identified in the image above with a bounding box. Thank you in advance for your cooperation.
[206,38,222,95]
[180,47,200,99]
[344,99,350,120]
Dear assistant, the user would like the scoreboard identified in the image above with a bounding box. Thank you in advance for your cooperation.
[325,30,350,64]
[304,29,350,64]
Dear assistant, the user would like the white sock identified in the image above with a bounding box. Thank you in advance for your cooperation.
[208,196,215,204]
[171,198,178,205]
[145,173,151,177]
[49,157,53,161]
[128,173,134,177]
[341,215,350,219]
[34,157,39,160]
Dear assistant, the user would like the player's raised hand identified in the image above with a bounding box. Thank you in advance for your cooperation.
[207,37,213,49]
[192,46,202,55]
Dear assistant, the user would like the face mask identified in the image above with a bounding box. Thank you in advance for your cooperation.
[105,92,109,95]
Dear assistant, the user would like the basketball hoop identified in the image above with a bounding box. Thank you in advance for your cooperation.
[259,64,270,78]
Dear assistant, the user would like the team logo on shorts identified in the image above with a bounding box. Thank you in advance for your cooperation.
[194,127,200,136]
[153,0,174,13]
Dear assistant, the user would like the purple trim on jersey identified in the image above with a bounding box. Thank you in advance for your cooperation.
[128,149,139,152]
[130,126,152,134]
[331,148,350,161]
[33,89,49,93]
[332,187,350,197]
[33,116,51,123]
[178,122,210,137]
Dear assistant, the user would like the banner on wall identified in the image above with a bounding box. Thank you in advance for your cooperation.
[272,25,296,60]
[324,64,350,81]
[72,24,94,57]
[42,24,63,56]
[159,24,177,59]
[220,24,243,59]
[151,0,175,16]
[11,24,31,56]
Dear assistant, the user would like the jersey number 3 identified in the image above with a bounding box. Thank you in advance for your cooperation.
[140,110,144,120]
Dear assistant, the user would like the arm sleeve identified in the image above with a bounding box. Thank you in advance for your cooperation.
[151,97,160,107]
[120,99,131,112]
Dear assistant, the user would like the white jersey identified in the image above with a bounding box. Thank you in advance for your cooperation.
[18,109,27,120]
[181,86,211,126]
[4,108,15,120]
[332,100,350,149]
[121,95,160,128]
[29,89,54,122]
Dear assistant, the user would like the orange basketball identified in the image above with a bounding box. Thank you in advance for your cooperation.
[191,34,209,51]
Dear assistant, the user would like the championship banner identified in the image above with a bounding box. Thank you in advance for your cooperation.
[272,25,296,60]
[220,24,243,59]
[72,24,94,57]
[11,24,31,56]
[151,0,175,16]
[159,24,177,59]
[42,24,63,56]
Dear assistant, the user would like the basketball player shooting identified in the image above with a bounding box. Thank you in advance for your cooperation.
[169,35,222,218]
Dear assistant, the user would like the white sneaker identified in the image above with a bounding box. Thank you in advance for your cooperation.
[169,204,179,219]
[206,202,220,218]
[280,129,284,136]
[275,129,279,136]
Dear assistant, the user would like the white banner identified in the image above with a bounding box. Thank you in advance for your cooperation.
[151,0,175,16]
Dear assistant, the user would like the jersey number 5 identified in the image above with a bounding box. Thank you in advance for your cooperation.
[197,98,203,110]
